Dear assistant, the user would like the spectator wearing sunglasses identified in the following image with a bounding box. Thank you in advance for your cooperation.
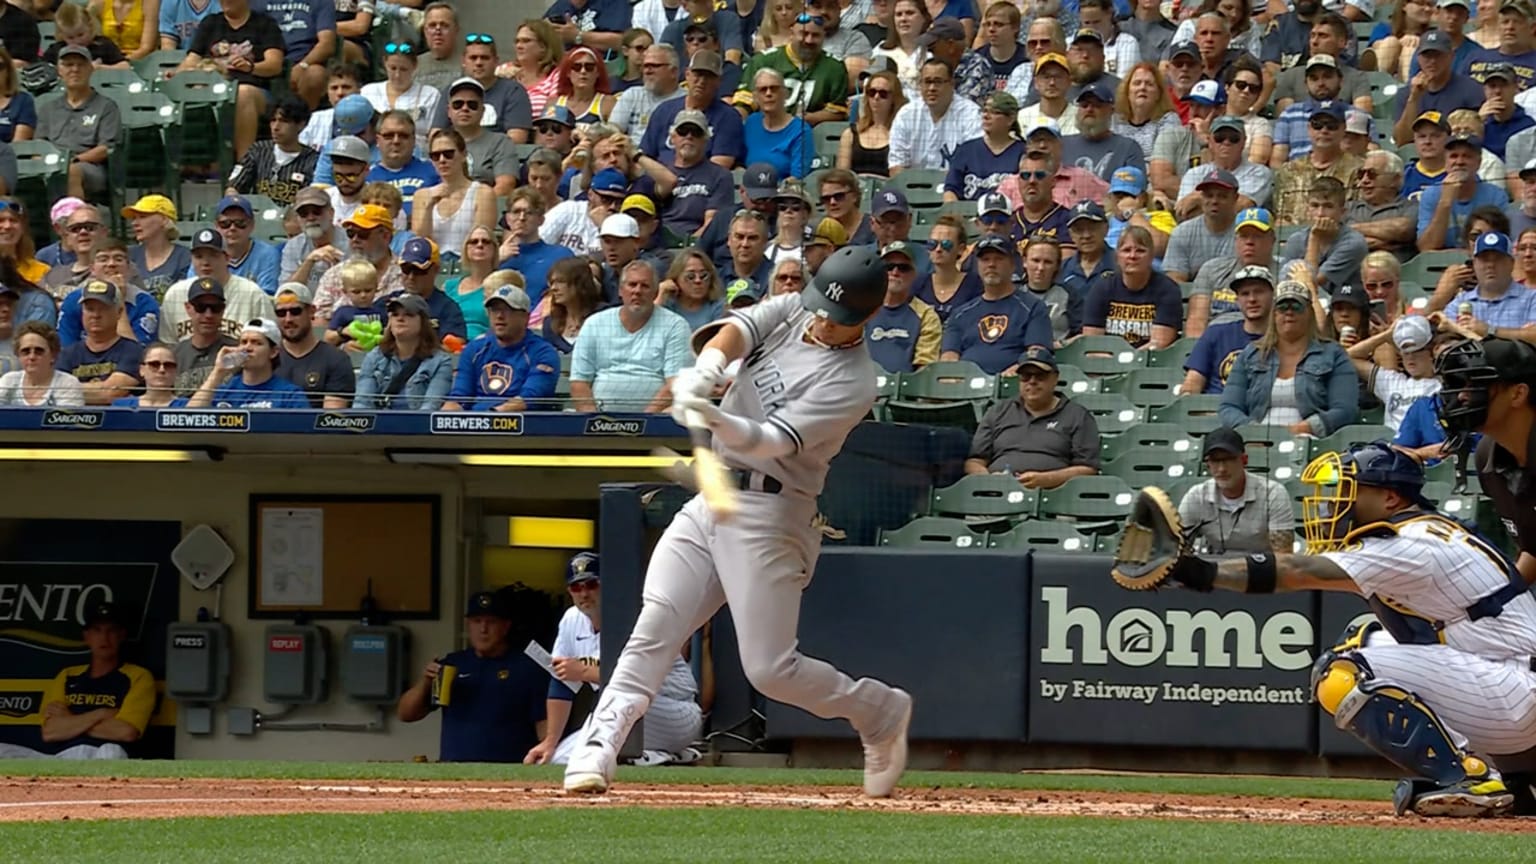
[1057,202,1113,305]
[411,128,494,261]
[312,205,405,326]
[941,236,1053,374]
[610,44,682,143]
[362,42,443,156]
[1271,101,1364,228]
[160,230,277,342]
[40,204,107,302]
[735,11,850,127]
[741,68,814,180]
[440,79,520,199]
[768,179,812,264]
[1175,117,1272,219]
[661,0,744,65]
[189,317,310,409]
[310,93,381,189]
[251,0,338,109]
[58,236,160,349]
[804,0,872,81]
[227,98,319,209]
[911,214,979,322]
[944,91,1026,203]
[113,343,188,408]
[642,50,746,170]
[541,166,628,258]
[185,195,281,296]
[865,241,941,374]
[658,110,734,239]
[428,32,535,142]
[367,111,440,219]
[169,278,237,395]
[1345,150,1417,259]
[271,281,355,408]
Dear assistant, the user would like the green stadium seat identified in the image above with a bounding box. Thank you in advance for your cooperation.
[1240,446,1303,482]
[160,71,237,202]
[1102,445,1198,489]
[1146,337,1197,369]
[987,519,1094,552]
[108,92,178,217]
[1423,458,1456,486]
[1307,424,1398,461]
[1148,393,1225,435]
[1055,335,1146,376]
[1098,422,1200,463]
[1231,423,1307,463]
[12,141,66,243]
[1037,475,1136,529]
[1399,251,1466,288]
[92,67,150,94]
[1071,392,1143,434]
[928,473,1038,526]
[135,50,189,85]
[1100,366,1186,408]
[884,360,995,430]
[1421,481,1482,521]
[877,516,988,549]
[935,199,977,221]
[810,121,847,171]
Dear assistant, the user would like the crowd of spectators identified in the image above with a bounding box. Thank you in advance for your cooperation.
[0,0,1527,483]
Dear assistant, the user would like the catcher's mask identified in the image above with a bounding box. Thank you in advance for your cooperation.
[1434,338,1501,449]
[1301,442,1430,554]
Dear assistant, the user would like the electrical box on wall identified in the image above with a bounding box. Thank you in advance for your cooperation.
[263,624,329,704]
[339,625,408,703]
[165,622,230,702]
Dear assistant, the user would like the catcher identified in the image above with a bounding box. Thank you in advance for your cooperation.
[1112,441,1536,818]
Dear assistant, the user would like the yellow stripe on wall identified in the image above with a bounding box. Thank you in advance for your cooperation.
[505,517,595,549]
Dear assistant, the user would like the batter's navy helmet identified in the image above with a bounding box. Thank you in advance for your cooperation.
[800,245,886,326]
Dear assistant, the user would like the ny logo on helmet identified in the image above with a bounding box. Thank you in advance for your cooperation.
[824,281,844,301]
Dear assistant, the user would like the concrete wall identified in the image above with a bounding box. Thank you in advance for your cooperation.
[456,0,550,48]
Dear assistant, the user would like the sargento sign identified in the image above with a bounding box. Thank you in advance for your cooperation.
[0,561,158,648]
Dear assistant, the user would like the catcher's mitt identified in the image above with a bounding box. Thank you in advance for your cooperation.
[1110,487,1189,590]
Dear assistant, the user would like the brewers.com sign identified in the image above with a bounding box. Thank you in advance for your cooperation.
[1028,555,1317,750]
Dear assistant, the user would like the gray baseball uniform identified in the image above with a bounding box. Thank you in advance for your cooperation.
[592,294,908,747]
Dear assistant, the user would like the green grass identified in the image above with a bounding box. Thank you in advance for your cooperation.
[0,809,1522,862]
[0,759,1395,801]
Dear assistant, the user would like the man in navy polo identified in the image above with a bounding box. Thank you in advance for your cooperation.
[396,590,547,763]
[939,236,1053,374]
[374,237,468,340]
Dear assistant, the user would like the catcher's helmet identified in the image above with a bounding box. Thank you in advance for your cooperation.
[1435,337,1536,447]
[1300,441,1428,553]
[800,245,886,326]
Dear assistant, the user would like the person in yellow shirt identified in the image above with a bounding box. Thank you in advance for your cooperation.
[0,602,154,759]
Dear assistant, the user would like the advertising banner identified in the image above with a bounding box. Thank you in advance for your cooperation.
[1029,555,1317,750]
[0,520,181,757]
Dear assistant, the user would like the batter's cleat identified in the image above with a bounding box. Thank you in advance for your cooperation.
[1399,776,1515,818]
[562,736,618,795]
[861,689,912,798]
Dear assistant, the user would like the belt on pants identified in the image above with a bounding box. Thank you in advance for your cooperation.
[728,468,783,494]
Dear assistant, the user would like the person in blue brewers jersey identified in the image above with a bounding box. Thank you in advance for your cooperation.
[865,242,941,373]
[943,91,1027,203]
[396,590,548,763]
[1390,30,1484,146]
[54,280,143,405]
[192,196,282,295]
[939,235,1052,374]
[441,283,560,411]
[252,0,337,108]
[1182,265,1274,395]
[188,317,310,408]
[366,110,440,220]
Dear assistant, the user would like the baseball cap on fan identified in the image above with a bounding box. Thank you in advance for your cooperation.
[333,94,375,135]
[1393,315,1435,353]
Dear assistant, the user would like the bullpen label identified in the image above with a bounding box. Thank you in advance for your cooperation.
[430,413,523,434]
[156,410,251,431]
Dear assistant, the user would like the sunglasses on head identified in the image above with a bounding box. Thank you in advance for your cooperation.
[0,200,24,215]
[795,12,826,25]
[383,42,415,55]
[465,33,494,44]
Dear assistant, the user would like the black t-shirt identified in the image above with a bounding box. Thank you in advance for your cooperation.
[0,4,41,64]
[42,36,126,66]
[1475,429,1536,558]
[277,340,356,407]
[188,10,286,88]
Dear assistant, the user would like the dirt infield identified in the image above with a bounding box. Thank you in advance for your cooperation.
[2,775,1536,831]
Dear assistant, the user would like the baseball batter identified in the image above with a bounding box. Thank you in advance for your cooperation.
[563,246,914,797]
[1112,442,1536,817]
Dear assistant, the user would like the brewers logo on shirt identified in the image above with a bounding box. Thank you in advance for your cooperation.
[978,315,1009,343]
[480,362,514,394]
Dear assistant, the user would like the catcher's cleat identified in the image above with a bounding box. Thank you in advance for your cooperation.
[1401,776,1515,818]
[1111,487,1187,591]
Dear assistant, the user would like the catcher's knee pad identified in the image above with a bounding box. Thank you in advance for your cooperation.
[1321,658,1488,785]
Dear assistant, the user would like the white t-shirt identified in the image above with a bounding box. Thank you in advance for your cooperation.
[361,81,443,156]
[540,201,602,258]
[0,370,84,406]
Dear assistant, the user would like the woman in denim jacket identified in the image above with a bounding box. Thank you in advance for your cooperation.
[353,293,454,410]
[1218,280,1360,437]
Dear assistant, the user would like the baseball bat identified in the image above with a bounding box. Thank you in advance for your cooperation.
[685,409,739,523]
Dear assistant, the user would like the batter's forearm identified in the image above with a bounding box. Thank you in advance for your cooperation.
[702,319,750,365]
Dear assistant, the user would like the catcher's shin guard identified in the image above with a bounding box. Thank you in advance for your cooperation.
[1313,653,1490,787]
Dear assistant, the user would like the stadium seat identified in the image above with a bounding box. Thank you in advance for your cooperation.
[1306,424,1398,461]
[884,169,946,197]
[884,360,995,430]
[160,71,236,203]
[1399,251,1465,288]
[1055,335,1145,376]
[1071,392,1143,434]
[1421,481,1481,521]
[1102,445,1198,489]
[1036,475,1136,530]
[1098,422,1200,463]
[1146,337,1196,369]
[13,141,66,242]
[987,519,1094,552]
[108,92,178,218]
[135,50,189,85]
[1147,393,1224,435]
[810,121,846,171]
[92,68,150,94]
[1284,478,1310,525]
[1239,446,1302,481]
[1231,422,1307,463]
[1100,366,1185,408]
[1423,458,1456,486]
[935,199,977,221]
[927,473,1037,525]
[877,516,988,549]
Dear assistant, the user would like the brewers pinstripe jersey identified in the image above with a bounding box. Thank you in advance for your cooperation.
[718,294,877,499]
[1323,514,1536,660]
[227,141,320,207]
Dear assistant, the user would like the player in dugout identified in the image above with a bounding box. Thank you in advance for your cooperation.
[0,603,154,760]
